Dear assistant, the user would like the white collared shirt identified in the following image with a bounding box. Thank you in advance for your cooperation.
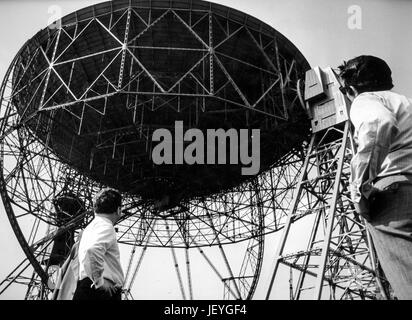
[78,215,124,288]
[349,90,412,202]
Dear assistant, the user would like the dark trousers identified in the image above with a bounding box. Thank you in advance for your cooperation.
[72,277,122,301]
[368,182,412,300]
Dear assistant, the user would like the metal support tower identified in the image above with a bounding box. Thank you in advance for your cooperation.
[265,67,390,300]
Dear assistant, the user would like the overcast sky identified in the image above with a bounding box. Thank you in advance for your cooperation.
[0,0,411,300]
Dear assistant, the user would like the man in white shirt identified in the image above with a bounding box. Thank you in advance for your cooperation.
[73,188,124,300]
[338,55,412,299]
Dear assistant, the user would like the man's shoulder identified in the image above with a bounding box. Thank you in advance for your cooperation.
[357,90,410,102]
[81,217,116,245]
[355,91,385,101]
[350,91,392,125]
[353,91,410,110]
[351,91,412,126]
[351,92,384,112]
[84,216,114,232]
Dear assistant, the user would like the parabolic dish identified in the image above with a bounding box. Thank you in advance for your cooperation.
[11,0,310,204]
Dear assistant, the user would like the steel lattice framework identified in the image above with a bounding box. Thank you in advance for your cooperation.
[0,0,311,300]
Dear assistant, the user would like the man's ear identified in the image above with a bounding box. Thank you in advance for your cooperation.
[348,86,358,97]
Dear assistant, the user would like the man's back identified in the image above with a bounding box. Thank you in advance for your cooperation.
[78,215,124,288]
[339,55,412,299]
[73,188,124,300]
[350,90,412,180]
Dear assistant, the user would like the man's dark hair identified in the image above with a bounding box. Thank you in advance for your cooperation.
[338,55,394,94]
[93,188,122,214]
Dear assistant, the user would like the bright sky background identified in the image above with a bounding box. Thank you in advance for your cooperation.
[0,0,411,300]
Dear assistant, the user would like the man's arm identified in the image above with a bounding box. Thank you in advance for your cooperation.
[83,222,115,288]
[350,94,399,207]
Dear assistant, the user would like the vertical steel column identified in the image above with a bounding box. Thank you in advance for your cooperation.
[39,28,62,109]
[313,121,349,299]
[265,134,315,299]
[208,12,214,95]
[118,7,132,89]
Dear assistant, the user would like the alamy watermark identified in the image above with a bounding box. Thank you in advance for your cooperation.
[348,5,362,30]
[151,121,260,176]
[48,5,62,29]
